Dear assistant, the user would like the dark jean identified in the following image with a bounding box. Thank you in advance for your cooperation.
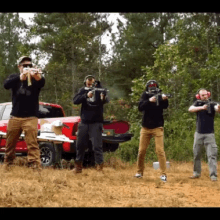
[75,122,103,164]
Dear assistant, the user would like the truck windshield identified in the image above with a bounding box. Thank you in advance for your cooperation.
[1,104,64,120]
[38,105,64,118]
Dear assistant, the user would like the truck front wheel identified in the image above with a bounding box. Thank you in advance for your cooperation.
[39,143,56,167]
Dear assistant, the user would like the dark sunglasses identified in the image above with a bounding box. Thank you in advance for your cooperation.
[22,64,33,68]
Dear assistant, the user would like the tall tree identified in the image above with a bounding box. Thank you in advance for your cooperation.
[106,13,179,97]
[30,13,112,115]
[0,13,28,102]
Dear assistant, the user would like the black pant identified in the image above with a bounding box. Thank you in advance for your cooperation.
[75,122,103,164]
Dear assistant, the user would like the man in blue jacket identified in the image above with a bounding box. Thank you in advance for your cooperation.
[73,75,109,173]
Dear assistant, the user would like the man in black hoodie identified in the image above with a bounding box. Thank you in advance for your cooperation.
[134,80,169,182]
[73,75,109,173]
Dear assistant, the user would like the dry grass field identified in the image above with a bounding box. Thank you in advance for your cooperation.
[0,157,220,207]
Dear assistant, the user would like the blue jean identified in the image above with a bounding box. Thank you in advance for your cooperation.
[193,132,218,177]
[75,122,103,164]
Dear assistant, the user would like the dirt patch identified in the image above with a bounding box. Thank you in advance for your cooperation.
[0,161,220,207]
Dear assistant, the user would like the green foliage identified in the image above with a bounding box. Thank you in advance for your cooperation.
[0,13,29,102]
[118,115,195,163]
[117,122,141,163]
[106,13,179,97]
[104,98,131,121]
[118,19,220,162]
[200,46,220,101]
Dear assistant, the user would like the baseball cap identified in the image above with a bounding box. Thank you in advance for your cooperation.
[17,56,32,65]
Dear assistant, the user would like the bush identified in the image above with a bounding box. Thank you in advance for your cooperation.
[117,114,195,163]
[104,99,131,121]
[113,44,220,163]
[117,43,220,163]
[118,109,220,164]
[117,121,158,163]
[163,113,195,161]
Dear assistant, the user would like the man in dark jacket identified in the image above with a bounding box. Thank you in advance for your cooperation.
[134,80,169,182]
[3,56,45,171]
[73,75,109,173]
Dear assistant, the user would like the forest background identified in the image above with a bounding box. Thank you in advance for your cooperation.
[1,12,220,163]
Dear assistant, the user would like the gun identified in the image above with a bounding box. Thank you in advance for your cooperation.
[146,88,172,106]
[85,81,109,94]
[84,81,109,104]
[197,99,217,114]
[23,67,32,86]
[85,87,109,93]
[23,67,42,86]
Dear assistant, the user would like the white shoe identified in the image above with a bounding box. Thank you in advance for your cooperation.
[210,175,217,181]
[160,175,167,182]
[134,173,143,178]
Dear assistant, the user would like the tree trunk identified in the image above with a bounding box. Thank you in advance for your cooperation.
[215,13,220,45]
[71,46,77,116]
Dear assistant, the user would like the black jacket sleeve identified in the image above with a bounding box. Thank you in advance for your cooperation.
[161,99,169,109]
[32,76,45,89]
[101,94,109,105]
[138,92,152,111]
[73,88,87,105]
[4,74,20,90]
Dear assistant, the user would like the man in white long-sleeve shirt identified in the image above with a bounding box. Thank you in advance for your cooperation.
[188,88,220,181]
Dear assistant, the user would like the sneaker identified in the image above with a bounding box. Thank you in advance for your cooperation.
[73,161,82,174]
[134,173,143,178]
[160,175,167,182]
[210,175,217,181]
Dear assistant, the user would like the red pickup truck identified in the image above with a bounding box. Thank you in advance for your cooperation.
[0,102,133,167]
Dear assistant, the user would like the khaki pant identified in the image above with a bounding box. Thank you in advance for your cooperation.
[4,116,41,166]
[137,127,167,176]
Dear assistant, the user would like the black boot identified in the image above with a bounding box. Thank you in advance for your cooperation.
[73,161,82,174]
